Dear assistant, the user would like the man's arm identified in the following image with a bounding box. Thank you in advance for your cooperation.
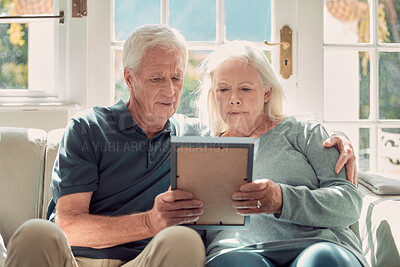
[55,190,203,249]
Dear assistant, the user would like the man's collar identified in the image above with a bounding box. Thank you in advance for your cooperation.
[110,100,172,135]
[111,100,138,131]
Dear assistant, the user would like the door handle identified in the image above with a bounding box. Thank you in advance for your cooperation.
[265,25,292,79]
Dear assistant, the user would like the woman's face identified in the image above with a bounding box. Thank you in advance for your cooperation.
[213,58,271,136]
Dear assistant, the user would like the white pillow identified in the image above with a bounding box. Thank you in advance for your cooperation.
[359,171,400,195]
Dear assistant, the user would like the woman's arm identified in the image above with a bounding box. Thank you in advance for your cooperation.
[233,124,362,230]
[278,124,362,229]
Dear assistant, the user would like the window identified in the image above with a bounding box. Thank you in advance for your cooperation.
[112,0,272,117]
[323,0,400,174]
[0,0,62,103]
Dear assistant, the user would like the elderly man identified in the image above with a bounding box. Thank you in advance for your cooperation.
[5,24,205,267]
[4,24,356,267]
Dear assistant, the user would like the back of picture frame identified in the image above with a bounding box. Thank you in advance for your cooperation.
[171,136,254,230]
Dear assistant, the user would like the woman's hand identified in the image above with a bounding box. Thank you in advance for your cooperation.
[323,136,358,186]
[232,179,282,215]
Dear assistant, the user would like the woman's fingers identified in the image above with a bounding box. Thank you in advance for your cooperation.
[233,180,282,214]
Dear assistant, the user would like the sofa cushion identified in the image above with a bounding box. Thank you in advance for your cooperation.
[42,129,65,218]
[359,172,400,195]
[0,127,47,246]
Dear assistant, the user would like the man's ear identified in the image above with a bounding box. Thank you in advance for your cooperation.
[264,87,272,102]
[124,68,134,89]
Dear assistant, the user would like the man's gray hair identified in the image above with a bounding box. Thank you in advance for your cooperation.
[123,24,188,73]
[197,41,285,136]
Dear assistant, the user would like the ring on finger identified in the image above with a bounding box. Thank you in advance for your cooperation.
[256,200,262,209]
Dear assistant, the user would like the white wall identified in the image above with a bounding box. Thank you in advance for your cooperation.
[296,0,324,121]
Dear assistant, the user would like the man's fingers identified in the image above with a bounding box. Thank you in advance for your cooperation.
[346,165,354,184]
[166,208,203,219]
[325,136,358,180]
[346,159,358,186]
[336,150,358,186]
[155,190,202,213]
[325,137,345,174]
[323,138,334,147]
[149,190,203,232]
[161,199,203,211]
[345,153,357,180]
[334,144,353,174]
[323,136,343,149]
[160,190,194,203]
[324,136,345,152]
[335,155,347,174]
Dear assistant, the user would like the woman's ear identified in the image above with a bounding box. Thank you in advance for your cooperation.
[264,87,272,102]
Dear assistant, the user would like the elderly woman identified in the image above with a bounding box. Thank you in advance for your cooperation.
[197,41,367,267]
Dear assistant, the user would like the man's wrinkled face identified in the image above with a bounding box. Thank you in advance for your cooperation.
[126,47,185,122]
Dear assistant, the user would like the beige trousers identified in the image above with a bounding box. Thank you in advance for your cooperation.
[4,219,205,267]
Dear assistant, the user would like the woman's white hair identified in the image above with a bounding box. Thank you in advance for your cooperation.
[197,41,285,136]
[123,24,188,73]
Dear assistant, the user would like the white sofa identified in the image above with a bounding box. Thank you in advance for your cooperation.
[0,127,64,267]
[0,128,64,244]
[0,127,399,266]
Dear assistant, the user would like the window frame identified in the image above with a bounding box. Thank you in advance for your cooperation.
[0,0,67,104]
[322,0,400,173]
[109,0,281,109]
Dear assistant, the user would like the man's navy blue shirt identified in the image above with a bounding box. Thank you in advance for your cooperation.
[47,100,199,260]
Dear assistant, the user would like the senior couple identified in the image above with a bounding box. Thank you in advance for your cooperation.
[4,24,366,267]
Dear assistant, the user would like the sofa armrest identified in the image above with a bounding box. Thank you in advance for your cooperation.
[357,175,400,267]
[0,127,47,246]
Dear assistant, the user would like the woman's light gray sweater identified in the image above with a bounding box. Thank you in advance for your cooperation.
[206,116,367,266]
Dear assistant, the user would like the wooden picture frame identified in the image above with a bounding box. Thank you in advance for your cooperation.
[171,136,254,229]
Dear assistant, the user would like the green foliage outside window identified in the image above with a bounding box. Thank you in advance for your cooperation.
[359,52,370,120]
[0,0,28,89]
[379,52,400,120]
[359,3,400,120]
[176,51,208,117]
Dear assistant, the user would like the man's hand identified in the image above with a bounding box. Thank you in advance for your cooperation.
[323,136,358,186]
[146,190,203,235]
[232,179,282,215]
